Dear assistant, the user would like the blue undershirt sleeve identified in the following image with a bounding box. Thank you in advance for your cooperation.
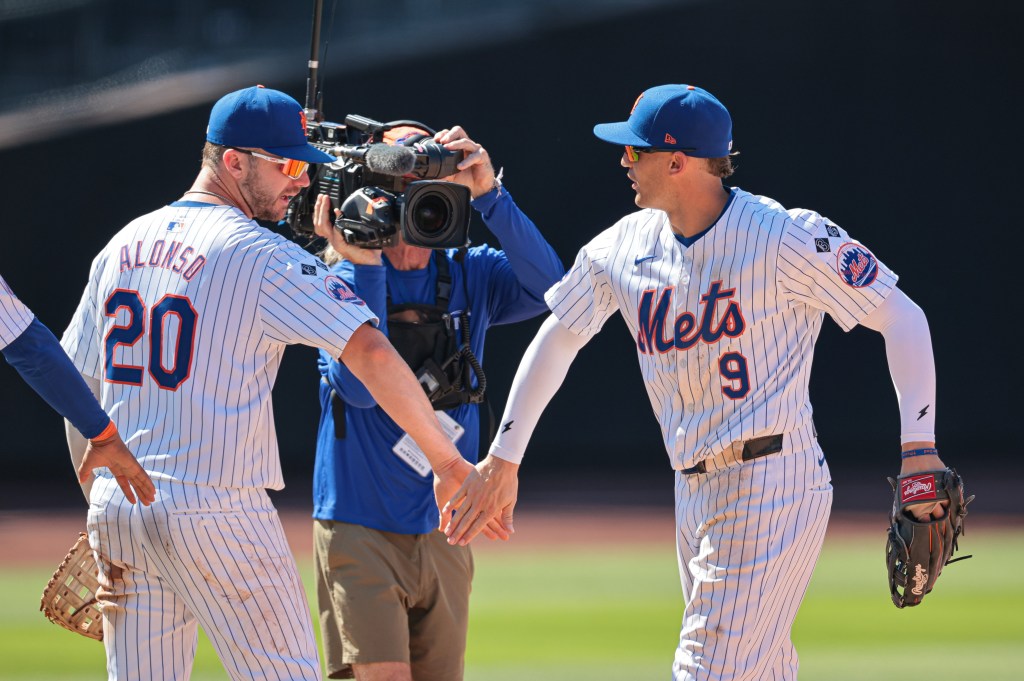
[1,318,111,439]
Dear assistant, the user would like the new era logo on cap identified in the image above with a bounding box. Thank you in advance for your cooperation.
[593,84,733,158]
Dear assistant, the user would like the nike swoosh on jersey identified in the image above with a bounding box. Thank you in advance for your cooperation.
[634,255,656,265]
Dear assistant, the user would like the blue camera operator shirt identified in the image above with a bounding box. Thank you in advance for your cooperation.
[312,188,564,534]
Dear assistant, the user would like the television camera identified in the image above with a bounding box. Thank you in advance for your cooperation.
[284,115,471,250]
[282,1,471,250]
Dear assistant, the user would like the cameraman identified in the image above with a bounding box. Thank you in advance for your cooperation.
[310,125,563,681]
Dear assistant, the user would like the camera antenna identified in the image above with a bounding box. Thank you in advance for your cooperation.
[304,0,322,121]
[305,0,338,123]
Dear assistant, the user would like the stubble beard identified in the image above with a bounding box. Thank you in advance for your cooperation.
[240,175,286,222]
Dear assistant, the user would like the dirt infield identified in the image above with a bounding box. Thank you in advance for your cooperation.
[0,505,987,567]
[0,506,677,566]
[4,466,1015,567]
[3,470,1015,566]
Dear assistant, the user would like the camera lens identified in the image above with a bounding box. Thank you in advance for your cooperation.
[411,195,451,234]
[401,181,471,249]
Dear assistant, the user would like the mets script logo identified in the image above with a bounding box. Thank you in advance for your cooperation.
[900,474,936,503]
[835,243,879,288]
[637,281,745,354]
[324,276,363,305]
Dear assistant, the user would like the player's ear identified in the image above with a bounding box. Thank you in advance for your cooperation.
[668,151,686,173]
[222,148,248,178]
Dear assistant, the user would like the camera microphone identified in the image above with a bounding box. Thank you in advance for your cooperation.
[365,144,416,175]
[334,144,417,176]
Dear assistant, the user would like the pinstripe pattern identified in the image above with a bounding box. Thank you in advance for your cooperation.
[673,446,831,680]
[63,201,377,680]
[61,202,376,489]
[0,274,35,349]
[89,476,320,681]
[544,188,896,680]
[545,189,897,471]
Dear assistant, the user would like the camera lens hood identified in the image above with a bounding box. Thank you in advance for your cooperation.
[400,181,471,249]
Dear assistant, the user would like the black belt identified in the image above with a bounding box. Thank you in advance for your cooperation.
[682,434,784,475]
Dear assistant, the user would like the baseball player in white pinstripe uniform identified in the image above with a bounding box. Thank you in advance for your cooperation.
[60,86,478,681]
[444,84,951,680]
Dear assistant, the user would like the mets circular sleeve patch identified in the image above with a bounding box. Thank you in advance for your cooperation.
[835,242,879,288]
[324,275,364,304]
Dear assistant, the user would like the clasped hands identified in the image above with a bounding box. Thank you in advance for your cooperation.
[437,454,520,545]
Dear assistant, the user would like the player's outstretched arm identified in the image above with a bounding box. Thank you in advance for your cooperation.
[861,288,946,521]
[340,323,488,515]
[444,314,589,545]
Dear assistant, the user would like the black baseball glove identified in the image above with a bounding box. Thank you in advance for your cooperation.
[885,468,973,608]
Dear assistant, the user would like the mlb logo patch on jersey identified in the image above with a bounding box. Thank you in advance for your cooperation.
[166,219,186,233]
[835,243,879,288]
[324,276,364,305]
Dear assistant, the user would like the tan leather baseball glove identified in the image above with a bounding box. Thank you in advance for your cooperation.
[39,532,104,640]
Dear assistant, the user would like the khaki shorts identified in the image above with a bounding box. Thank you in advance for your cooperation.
[313,520,474,680]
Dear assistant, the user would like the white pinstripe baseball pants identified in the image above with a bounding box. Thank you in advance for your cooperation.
[87,476,320,681]
[672,443,832,680]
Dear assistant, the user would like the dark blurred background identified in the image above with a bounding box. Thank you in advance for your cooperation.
[1,0,1020,511]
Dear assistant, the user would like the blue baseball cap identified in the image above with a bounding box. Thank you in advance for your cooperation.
[206,85,334,164]
[593,84,733,158]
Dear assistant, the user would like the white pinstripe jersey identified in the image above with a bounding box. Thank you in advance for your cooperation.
[545,188,898,470]
[0,274,35,350]
[61,202,377,489]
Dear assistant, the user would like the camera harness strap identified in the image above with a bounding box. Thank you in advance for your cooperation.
[432,249,488,408]
[330,249,496,449]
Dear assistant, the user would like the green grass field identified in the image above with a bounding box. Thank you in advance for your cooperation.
[4,529,1022,680]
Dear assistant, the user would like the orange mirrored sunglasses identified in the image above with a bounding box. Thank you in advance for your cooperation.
[229,147,309,179]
